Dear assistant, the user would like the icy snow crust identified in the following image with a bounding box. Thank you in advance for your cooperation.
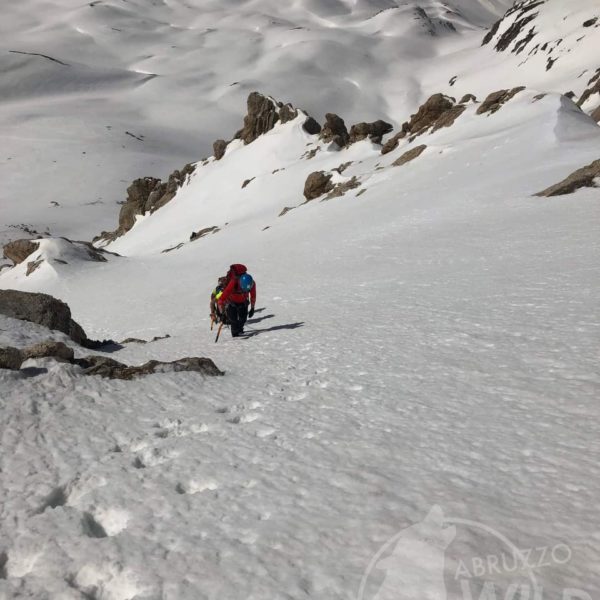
[1,0,600,598]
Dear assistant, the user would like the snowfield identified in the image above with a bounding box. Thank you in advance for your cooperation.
[1,1,600,599]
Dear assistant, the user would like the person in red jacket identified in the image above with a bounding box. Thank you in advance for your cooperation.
[218,264,256,337]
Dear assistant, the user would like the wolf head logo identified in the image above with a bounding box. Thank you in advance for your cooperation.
[371,506,456,600]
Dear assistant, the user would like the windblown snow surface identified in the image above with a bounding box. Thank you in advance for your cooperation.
[1,1,600,599]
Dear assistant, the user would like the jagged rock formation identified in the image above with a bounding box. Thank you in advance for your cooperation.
[213,92,321,161]
[73,355,223,380]
[304,171,334,200]
[534,159,600,196]
[348,120,393,145]
[320,113,350,147]
[94,163,196,244]
[477,87,526,115]
[482,1,545,52]
[0,289,111,349]
[460,94,477,104]
[3,239,39,264]
[324,177,361,200]
[381,93,463,155]
[393,145,427,166]
[577,68,600,116]
[190,226,219,241]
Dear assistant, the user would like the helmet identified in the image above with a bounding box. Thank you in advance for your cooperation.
[239,273,254,292]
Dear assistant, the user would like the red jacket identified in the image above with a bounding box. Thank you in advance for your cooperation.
[218,277,256,307]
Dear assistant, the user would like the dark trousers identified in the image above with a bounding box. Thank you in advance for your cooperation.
[226,302,248,337]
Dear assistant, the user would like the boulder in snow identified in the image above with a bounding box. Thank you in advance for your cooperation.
[348,120,393,145]
[392,144,427,167]
[320,113,349,147]
[477,87,526,115]
[22,340,74,362]
[304,171,334,200]
[213,139,228,160]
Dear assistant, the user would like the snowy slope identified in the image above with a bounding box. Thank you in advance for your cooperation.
[1,1,600,599]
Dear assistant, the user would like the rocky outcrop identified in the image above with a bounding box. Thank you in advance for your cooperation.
[3,239,39,264]
[381,93,463,155]
[460,94,477,104]
[94,163,196,244]
[0,290,111,349]
[320,113,350,147]
[348,120,393,145]
[592,105,600,123]
[577,69,600,112]
[0,346,22,370]
[477,87,526,115]
[325,177,361,200]
[213,139,228,160]
[392,144,427,167]
[302,117,322,135]
[534,159,600,197]
[482,1,544,53]
[22,340,74,362]
[73,355,223,380]
[190,226,219,241]
[304,171,334,200]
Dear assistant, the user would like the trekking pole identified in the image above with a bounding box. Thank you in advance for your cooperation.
[215,322,224,343]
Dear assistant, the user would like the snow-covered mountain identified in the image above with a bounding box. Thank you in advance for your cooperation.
[1,1,600,599]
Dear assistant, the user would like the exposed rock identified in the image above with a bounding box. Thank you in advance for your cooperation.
[0,346,22,370]
[349,120,393,145]
[534,159,600,197]
[279,103,298,124]
[477,87,526,115]
[302,117,322,135]
[213,139,228,160]
[190,226,219,241]
[94,163,195,244]
[304,171,334,201]
[381,129,407,155]
[236,92,282,144]
[320,113,349,147]
[302,147,320,160]
[460,94,477,104]
[392,144,427,167]
[242,177,255,189]
[121,334,170,344]
[431,105,467,132]
[74,355,224,380]
[0,289,110,349]
[591,105,600,123]
[583,17,597,27]
[577,77,600,109]
[22,340,74,362]
[26,259,44,277]
[406,94,455,136]
[325,177,361,200]
[333,161,353,175]
[278,206,295,217]
[483,2,544,53]
[3,239,39,264]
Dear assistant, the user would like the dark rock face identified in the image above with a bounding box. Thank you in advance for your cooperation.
[320,113,350,147]
[236,92,282,144]
[302,117,322,135]
[74,355,224,380]
[482,1,544,53]
[534,159,600,197]
[325,177,361,200]
[22,340,74,362]
[0,346,22,370]
[95,163,195,244]
[190,226,219,241]
[431,104,466,132]
[304,171,334,200]
[407,94,455,135]
[592,105,600,123]
[0,290,112,349]
[349,120,393,144]
[0,289,88,346]
[577,71,600,111]
[381,129,408,155]
[392,144,427,167]
[3,240,39,264]
[477,87,526,115]
[213,139,228,160]
[460,94,477,104]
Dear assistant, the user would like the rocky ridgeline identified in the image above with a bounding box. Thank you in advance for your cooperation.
[94,163,196,245]
[0,289,223,379]
[535,159,600,196]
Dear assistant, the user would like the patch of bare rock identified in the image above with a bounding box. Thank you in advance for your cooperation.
[392,145,428,167]
[534,159,600,196]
